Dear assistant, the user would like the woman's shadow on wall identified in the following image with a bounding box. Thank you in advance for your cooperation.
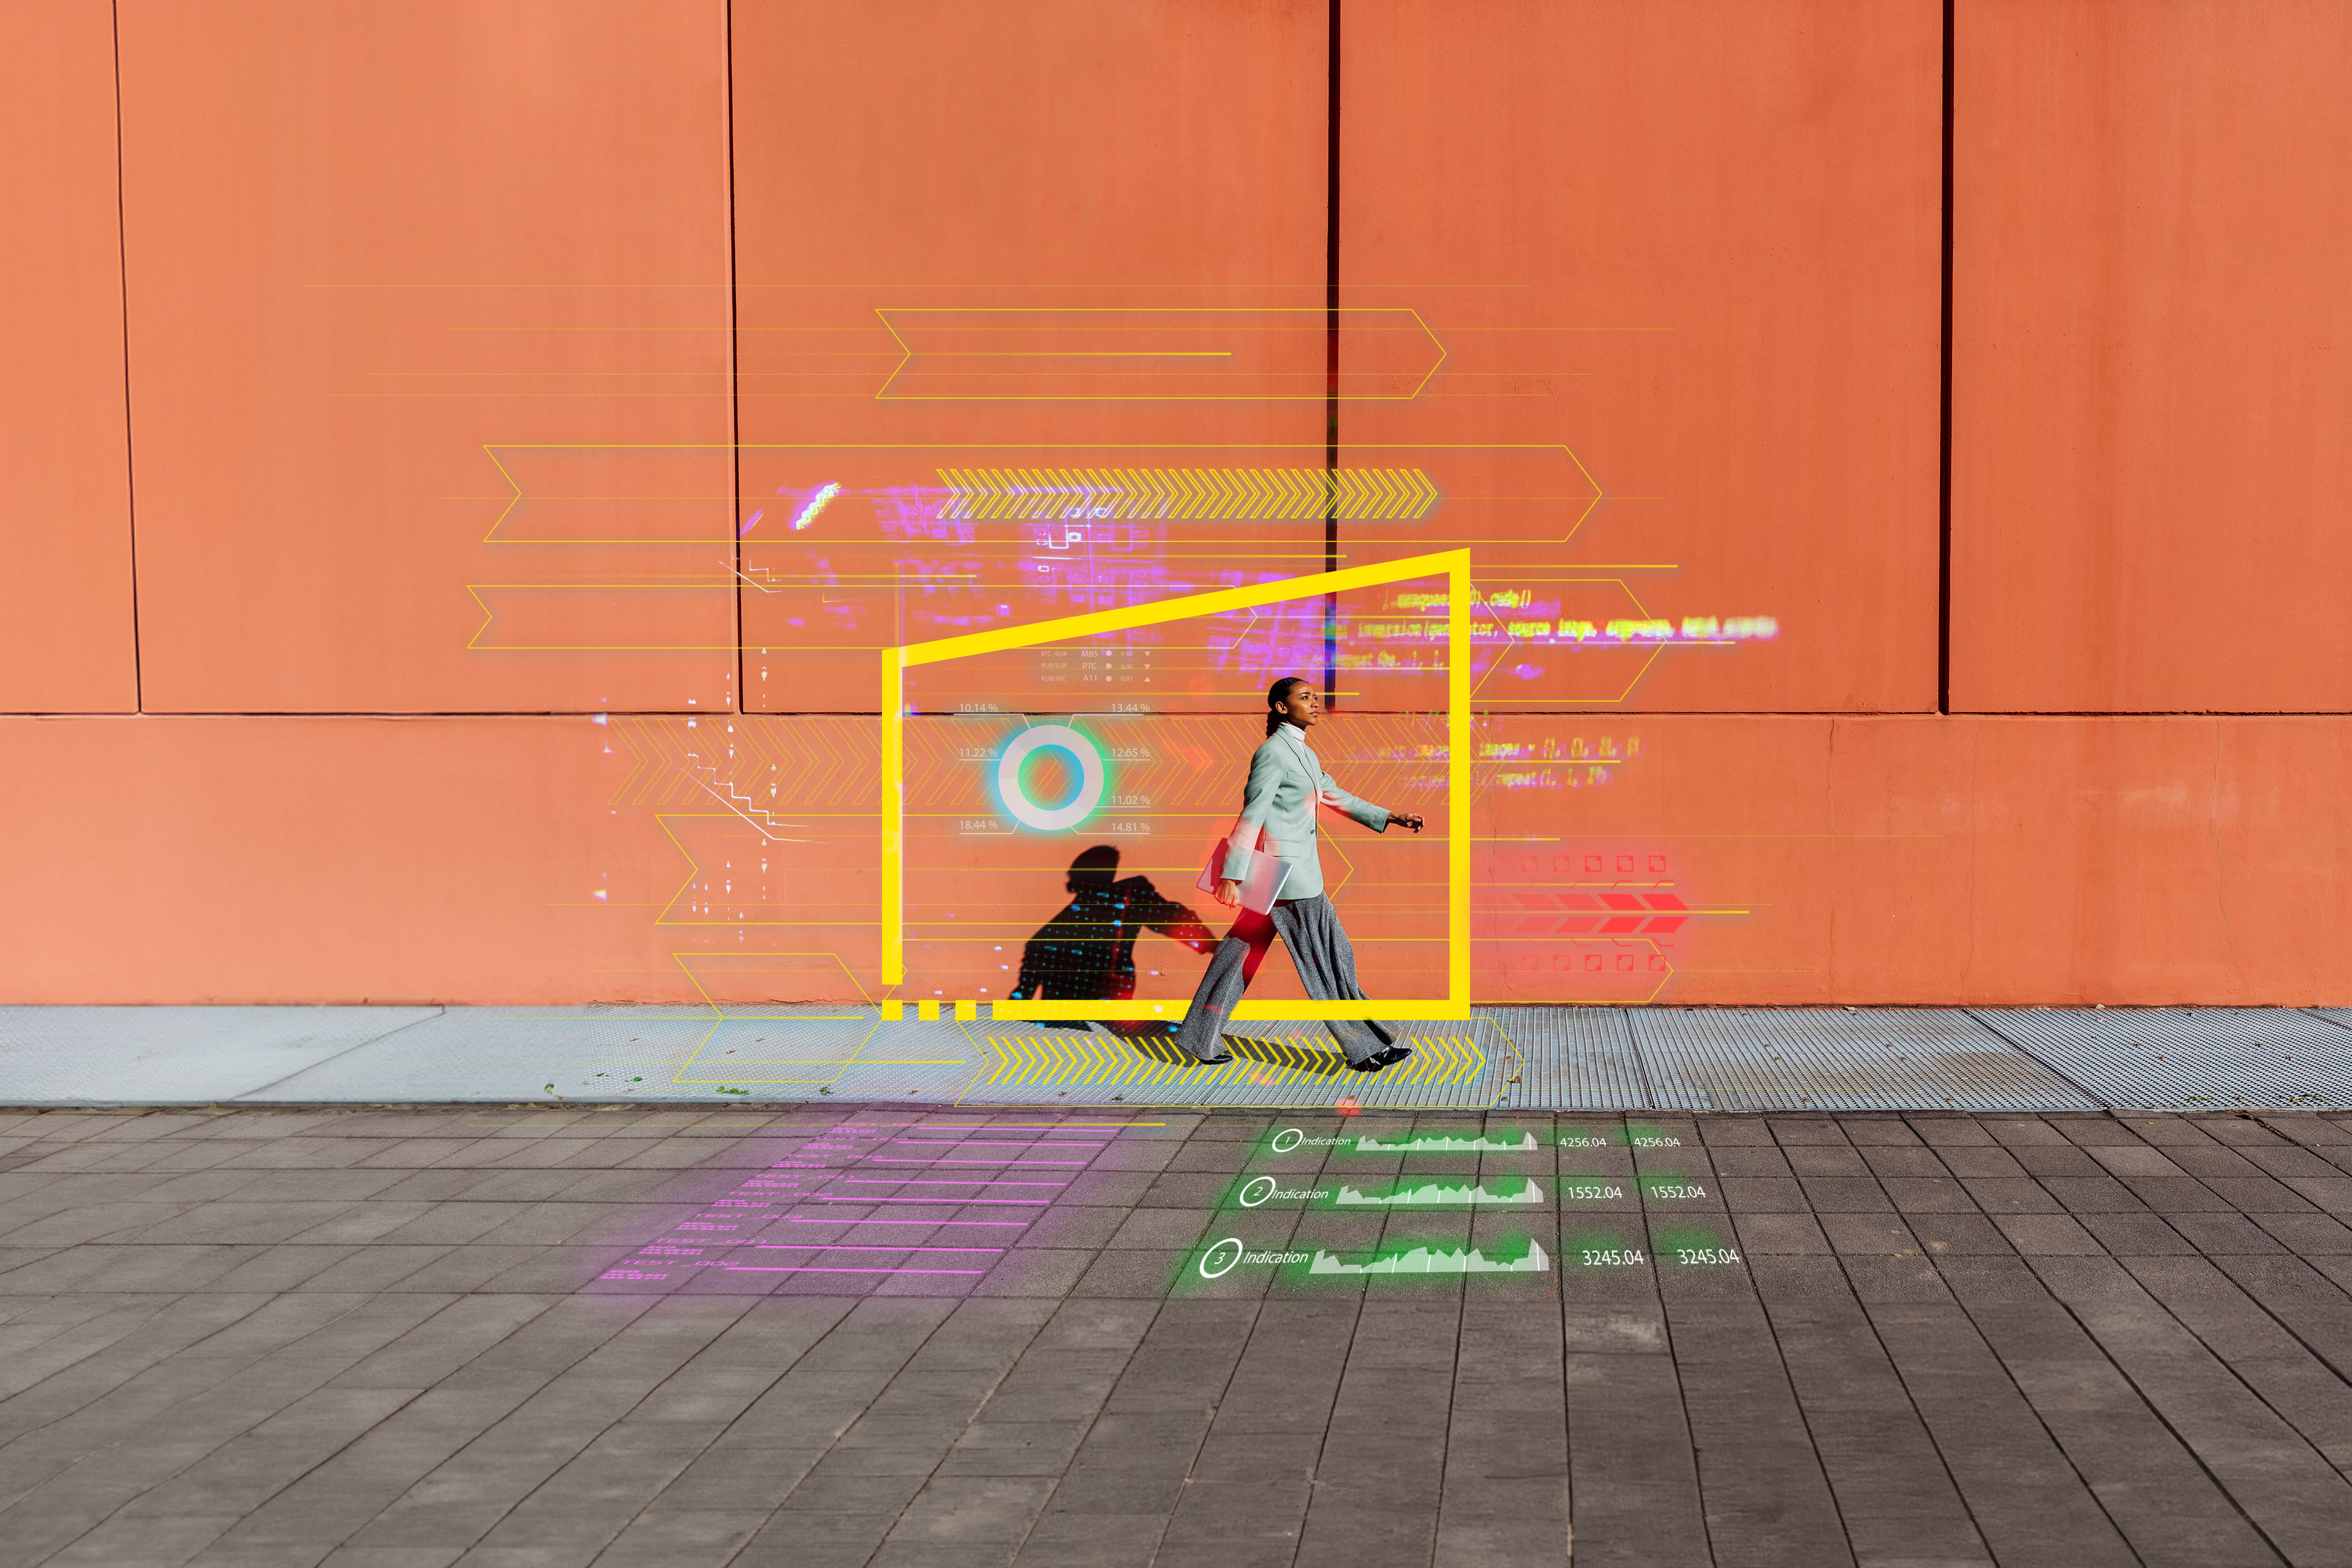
[1004,845,1215,1038]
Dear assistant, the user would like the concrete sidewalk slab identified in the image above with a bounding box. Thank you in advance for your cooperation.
[0,1006,443,1104]
[3,1005,2350,1114]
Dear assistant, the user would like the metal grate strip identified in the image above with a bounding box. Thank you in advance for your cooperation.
[1476,1008,1649,1110]
[1630,1008,2096,1113]
[1972,1008,2352,1110]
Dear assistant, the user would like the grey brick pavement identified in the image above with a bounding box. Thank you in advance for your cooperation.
[0,1104,2350,1564]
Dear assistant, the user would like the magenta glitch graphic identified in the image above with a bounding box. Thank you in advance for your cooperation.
[589,1114,1149,1294]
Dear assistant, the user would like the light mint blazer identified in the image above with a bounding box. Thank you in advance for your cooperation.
[1217,724,1392,902]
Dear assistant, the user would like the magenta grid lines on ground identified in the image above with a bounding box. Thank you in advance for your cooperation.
[589,1112,1141,1294]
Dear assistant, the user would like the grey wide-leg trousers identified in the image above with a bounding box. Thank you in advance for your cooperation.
[1173,894,1396,1064]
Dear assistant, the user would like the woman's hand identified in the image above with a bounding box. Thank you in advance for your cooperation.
[1392,812,1426,834]
[1215,878,1242,908]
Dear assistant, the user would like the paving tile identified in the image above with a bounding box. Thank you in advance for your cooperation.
[2077,1212,2195,1255]
[1930,1145,2029,1180]
[1989,1213,2105,1256]
[1747,1254,1854,1303]
[2162,1212,2290,1254]
[1793,1175,1895,1215]
[2083,1144,2189,1178]
[2195,1117,2291,1148]
[1561,1348,1708,1567]
[2204,1251,2352,1390]
[1008,1510,1164,1568]
[1679,1337,1853,1559]
[2034,1254,2352,1562]
[2161,1144,2266,1180]
[1837,1117,1924,1148]
[1102,1208,1210,1250]
[1952,1286,2297,1566]
[1717,1177,1808,1212]
[1902,1212,2015,1257]
[2238,1144,2345,1180]
[589,1509,767,1568]
[1819,1213,1918,1256]
[2285,1175,2352,1215]
[5,1096,2352,1568]
[1767,1118,1852,1147]
[1785,1147,1871,1178]
[2038,1175,2149,1212]
[0,1295,285,1454]
[1430,1298,1569,1566]
[1841,1254,1954,1304]
[1868,1300,2135,1567]
[293,1246,458,1294]
[933,1421,1091,1479]
[2264,1114,2352,1147]
[2122,1254,2352,1471]
[884,1475,1055,1545]
[2120,1175,2236,1213]
[1766,1299,1990,1567]
[1041,1409,1211,1515]
[1983,1117,2071,1148]
[2250,1209,2352,1253]
[42,1513,241,1567]
[2201,1175,2316,1213]
[1706,1147,1796,1178]
[1906,1117,1997,1147]
[1731,1212,1831,1256]
[2011,1145,2107,1178]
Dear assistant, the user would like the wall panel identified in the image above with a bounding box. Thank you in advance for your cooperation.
[117,0,738,714]
[0,0,137,712]
[9,714,2350,1007]
[1340,0,1944,713]
[729,0,1332,713]
[0,716,726,1005]
[1952,0,2352,711]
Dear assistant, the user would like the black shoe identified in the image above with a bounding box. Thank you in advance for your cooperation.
[1196,1053,1234,1065]
[1378,1046,1411,1068]
[1348,1054,1387,1073]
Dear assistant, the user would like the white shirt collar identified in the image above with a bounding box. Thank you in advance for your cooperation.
[1281,723,1310,740]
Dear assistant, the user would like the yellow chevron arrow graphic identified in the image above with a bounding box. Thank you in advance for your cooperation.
[937,469,1438,523]
[968,1030,1485,1096]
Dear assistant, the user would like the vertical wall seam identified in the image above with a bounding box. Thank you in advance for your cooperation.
[724,0,745,716]
[110,0,141,714]
[1937,0,1956,715]
[1322,0,1342,706]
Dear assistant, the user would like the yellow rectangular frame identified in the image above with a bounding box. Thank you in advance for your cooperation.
[883,548,1471,1020]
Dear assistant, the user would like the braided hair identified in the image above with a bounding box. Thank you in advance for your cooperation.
[1264,676,1310,737]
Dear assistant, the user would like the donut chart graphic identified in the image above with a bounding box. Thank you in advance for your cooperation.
[995,723,1106,832]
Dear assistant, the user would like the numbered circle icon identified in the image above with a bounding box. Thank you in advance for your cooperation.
[1197,1237,1245,1280]
[997,725,1107,833]
[1238,1176,1277,1208]
[1270,1128,1303,1153]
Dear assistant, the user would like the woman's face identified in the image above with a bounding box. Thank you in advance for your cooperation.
[1275,684,1324,727]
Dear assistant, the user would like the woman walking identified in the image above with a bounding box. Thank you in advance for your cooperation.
[1174,677,1427,1072]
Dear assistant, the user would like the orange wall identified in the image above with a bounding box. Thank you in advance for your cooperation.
[7,714,2350,1007]
[1343,0,1946,713]
[728,0,1332,712]
[0,0,137,713]
[6,1,2352,1006]
[1952,0,2352,711]
[115,0,739,714]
